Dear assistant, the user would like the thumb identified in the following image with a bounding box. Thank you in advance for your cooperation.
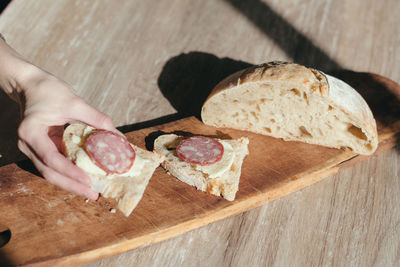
[68,98,116,131]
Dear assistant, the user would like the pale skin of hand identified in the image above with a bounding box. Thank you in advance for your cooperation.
[0,39,118,200]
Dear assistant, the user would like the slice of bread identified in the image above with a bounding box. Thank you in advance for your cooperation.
[154,134,249,201]
[63,123,164,216]
[201,61,378,155]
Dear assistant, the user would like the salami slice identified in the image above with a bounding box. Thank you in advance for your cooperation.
[84,130,135,174]
[176,136,224,166]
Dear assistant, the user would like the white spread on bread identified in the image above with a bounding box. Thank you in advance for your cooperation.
[75,143,148,177]
[193,141,234,178]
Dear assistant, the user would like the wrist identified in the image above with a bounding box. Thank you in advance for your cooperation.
[0,41,23,92]
[0,58,41,102]
[0,40,44,98]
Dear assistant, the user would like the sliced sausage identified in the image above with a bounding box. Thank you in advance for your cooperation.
[176,136,224,166]
[84,130,135,174]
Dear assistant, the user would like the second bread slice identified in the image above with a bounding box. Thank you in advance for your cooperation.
[154,134,249,201]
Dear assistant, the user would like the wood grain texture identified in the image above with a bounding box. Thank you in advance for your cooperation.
[0,0,398,266]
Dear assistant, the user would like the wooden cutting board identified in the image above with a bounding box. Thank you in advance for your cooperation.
[0,72,399,266]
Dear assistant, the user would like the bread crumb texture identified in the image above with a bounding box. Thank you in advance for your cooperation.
[201,62,378,155]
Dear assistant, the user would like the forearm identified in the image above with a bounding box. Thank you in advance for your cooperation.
[0,38,39,100]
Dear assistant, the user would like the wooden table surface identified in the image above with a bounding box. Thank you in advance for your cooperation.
[0,0,399,266]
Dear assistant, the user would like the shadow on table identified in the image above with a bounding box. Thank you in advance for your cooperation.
[0,90,24,168]
[331,70,400,151]
[0,224,13,267]
[224,0,340,72]
[118,52,252,133]
[0,253,13,267]
[0,0,12,14]
[331,71,400,128]
[157,52,252,118]
[116,52,255,145]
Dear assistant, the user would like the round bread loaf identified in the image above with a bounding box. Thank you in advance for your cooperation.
[201,61,378,155]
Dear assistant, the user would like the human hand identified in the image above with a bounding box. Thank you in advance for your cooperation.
[14,66,117,200]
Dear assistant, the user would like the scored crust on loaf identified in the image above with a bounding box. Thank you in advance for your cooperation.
[154,134,249,201]
[62,123,164,216]
[201,61,378,155]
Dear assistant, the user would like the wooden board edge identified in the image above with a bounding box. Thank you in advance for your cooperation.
[27,129,399,267]
[37,168,338,267]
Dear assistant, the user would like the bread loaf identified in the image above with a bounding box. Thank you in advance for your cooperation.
[201,62,378,155]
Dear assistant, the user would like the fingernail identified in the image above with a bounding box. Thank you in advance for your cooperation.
[86,190,98,200]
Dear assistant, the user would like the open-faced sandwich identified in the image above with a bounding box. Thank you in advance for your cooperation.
[154,134,249,201]
[63,123,164,216]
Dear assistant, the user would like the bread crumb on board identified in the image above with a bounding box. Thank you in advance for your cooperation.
[110,208,116,213]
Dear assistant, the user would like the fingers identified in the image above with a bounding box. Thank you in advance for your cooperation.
[23,128,92,186]
[69,98,117,132]
[44,151,92,186]
[17,140,98,200]
[43,166,98,200]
